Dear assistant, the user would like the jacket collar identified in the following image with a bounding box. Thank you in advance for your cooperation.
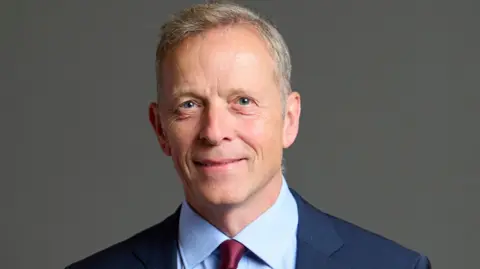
[290,189,348,269]
[132,189,345,269]
[131,206,180,269]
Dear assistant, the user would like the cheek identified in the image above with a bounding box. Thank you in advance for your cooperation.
[244,119,265,138]
[168,123,198,156]
[238,116,283,150]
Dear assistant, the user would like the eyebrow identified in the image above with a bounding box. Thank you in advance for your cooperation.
[170,89,201,100]
[168,87,254,101]
[162,86,204,104]
[228,87,252,97]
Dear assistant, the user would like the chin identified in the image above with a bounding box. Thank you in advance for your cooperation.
[198,183,252,207]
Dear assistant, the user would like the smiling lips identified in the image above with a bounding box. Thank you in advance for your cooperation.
[193,158,246,167]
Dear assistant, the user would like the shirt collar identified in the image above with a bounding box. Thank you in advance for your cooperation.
[178,201,228,268]
[178,177,298,268]
[234,177,298,268]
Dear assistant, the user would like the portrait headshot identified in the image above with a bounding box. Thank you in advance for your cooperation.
[64,1,432,268]
[5,0,478,268]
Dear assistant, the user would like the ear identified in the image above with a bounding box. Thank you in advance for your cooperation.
[282,91,301,148]
[148,102,171,156]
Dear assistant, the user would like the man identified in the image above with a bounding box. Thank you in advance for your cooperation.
[66,2,431,269]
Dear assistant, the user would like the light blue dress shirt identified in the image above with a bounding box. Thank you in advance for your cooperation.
[176,177,299,269]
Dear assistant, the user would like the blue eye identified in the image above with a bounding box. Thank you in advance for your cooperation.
[237,97,251,106]
[180,101,196,109]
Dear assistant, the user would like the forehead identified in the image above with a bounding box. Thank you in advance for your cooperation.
[159,25,277,96]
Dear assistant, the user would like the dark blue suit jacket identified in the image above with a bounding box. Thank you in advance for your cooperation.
[66,189,431,269]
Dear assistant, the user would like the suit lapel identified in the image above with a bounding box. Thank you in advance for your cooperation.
[131,190,348,269]
[295,240,342,269]
[132,206,181,269]
[291,189,350,269]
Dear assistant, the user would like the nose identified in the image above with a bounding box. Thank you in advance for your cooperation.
[198,103,233,146]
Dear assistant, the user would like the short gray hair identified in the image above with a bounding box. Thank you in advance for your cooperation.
[155,1,292,106]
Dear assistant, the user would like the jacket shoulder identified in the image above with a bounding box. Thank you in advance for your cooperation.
[66,209,179,269]
[294,190,429,268]
[327,212,425,267]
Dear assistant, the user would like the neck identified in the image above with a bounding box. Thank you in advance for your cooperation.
[188,172,284,237]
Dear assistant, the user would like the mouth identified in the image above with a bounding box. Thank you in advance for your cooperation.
[193,158,246,167]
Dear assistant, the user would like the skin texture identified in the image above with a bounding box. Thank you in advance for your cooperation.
[149,24,301,236]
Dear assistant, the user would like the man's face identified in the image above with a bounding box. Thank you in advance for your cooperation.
[149,25,300,208]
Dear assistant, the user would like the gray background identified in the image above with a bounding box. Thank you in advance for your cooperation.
[2,0,479,268]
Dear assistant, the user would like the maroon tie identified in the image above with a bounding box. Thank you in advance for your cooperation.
[219,239,246,269]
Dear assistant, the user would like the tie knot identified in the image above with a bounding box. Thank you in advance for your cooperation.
[219,239,246,269]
